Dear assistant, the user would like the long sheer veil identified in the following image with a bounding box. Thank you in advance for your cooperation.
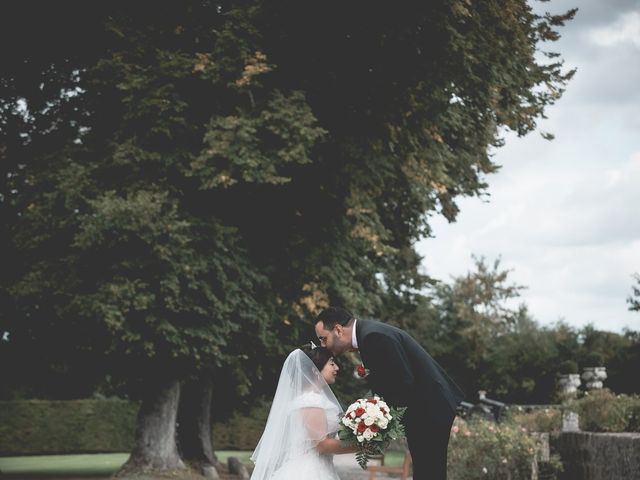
[250,349,343,479]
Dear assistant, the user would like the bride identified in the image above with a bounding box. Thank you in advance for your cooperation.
[250,344,356,479]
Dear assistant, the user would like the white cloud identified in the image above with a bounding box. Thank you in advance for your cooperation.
[587,11,640,48]
[416,1,640,333]
[417,151,640,333]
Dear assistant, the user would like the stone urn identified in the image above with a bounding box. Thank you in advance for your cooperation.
[581,366,607,390]
[557,373,581,397]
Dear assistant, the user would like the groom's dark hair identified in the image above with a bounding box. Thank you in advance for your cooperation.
[316,307,355,329]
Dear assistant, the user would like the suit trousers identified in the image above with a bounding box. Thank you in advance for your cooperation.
[404,409,455,480]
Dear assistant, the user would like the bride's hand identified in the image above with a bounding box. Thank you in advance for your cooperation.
[362,442,382,456]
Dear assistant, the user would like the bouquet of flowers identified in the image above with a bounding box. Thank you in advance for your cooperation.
[338,395,406,469]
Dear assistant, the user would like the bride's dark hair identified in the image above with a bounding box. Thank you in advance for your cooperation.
[300,344,333,371]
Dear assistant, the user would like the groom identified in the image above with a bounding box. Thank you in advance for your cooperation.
[315,307,464,480]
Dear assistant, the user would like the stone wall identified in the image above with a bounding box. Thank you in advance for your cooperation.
[550,432,640,480]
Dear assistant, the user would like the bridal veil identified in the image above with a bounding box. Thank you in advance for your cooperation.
[250,349,343,479]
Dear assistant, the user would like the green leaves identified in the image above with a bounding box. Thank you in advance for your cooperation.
[74,190,187,249]
[2,0,577,400]
[191,90,326,188]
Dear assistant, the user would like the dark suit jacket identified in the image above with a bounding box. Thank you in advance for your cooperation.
[356,319,465,425]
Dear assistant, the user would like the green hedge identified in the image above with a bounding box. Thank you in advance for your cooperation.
[0,398,270,456]
[0,399,139,456]
[212,399,271,451]
[5,392,636,457]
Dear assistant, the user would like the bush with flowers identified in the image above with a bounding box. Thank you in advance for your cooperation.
[506,406,562,433]
[447,417,561,480]
[567,388,640,432]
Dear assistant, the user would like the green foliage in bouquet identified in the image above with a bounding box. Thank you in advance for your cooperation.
[338,397,406,469]
[354,407,407,470]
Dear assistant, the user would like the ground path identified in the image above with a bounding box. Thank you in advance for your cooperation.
[334,453,411,480]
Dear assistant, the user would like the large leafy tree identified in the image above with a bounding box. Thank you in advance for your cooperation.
[1,0,575,476]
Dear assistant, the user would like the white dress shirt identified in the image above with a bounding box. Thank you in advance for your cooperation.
[351,319,358,350]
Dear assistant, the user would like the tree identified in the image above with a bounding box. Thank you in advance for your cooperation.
[400,256,529,398]
[578,325,640,395]
[396,263,639,402]
[1,0,576,476]
[482,318,582,403]
[628,273,640,312]
[2,3,293,475]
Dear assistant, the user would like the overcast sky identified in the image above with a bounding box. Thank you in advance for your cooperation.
[417,0,640,333]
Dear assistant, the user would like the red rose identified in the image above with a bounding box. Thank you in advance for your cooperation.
[370,424,380,433]
[357,422,367,433]
[367,399,378,404]
[355,407,366,417]
[380,407,387,414]
[356,365,367,377]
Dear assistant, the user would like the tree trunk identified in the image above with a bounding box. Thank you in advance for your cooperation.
[119,377,186,476]
[177,375,221,479]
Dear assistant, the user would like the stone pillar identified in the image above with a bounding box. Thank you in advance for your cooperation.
[562,411,580,432]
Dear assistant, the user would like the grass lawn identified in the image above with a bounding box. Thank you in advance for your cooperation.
[381,450,405,467]
[0,450,403,476]
[0,452,252,477]
[0,453,128,477]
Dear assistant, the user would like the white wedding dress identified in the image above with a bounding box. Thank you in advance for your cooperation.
[250,350,343,480]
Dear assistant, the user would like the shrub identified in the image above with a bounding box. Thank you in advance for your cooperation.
[557,360,578,374]
[507,406,562,433]
[582,351,605,367]
[568,389,640,432]
[447,418,559,480]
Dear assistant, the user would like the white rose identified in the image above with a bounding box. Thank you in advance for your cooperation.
[378,419,389,429]
[357,435,365,443]
[364,417,375,426]
[363,428,374,441]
